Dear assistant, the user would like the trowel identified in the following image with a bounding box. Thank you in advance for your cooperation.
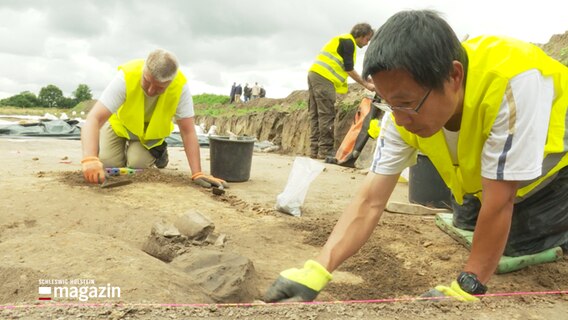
[98,175,133,189]
[212,185,225,195]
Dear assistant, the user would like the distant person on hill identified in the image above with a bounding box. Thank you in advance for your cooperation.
[259,86,266,98]
[307,23,375,160]
[229,82,236,103]
[234,84,243,103]
[251,82,261,100]
[265,10,568,303]
[244,83,252,102]
[80,49,228,189]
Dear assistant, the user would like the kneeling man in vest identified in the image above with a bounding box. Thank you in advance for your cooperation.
[80,49,227,189]
[265,10,568,303]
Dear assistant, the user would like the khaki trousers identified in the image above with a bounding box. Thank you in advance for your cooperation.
[308,71,336,158]
[99,122,155,168]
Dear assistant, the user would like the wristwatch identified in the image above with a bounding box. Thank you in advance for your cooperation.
[457,272,488,295]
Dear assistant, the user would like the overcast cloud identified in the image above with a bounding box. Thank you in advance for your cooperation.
[0,0,566,100]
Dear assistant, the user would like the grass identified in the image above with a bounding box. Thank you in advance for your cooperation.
[0,106,76,116]
[195,104,273,117]
[0,99,95,116]
[194,106,227,117]
[286,100,307,111]
[192,92,308,117]
[1,92,312,118]
[192,93,230,105]
[194,100,310,117]
[337,100,360,112]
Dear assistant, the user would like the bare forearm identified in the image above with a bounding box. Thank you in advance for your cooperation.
[185,142,202,174]
[465,206,513,283]
[81,102,112,158]
[177,118,202,175]
[81,122,99,158]
[465,179,517,283]
[81,117,102,158]
[316,195,385,271]
[347,70,374,91]
[316,173,399,272]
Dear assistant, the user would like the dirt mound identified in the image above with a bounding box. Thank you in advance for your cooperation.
[74,99,97,113]
[270,83,369,109]
[0,232,213,304]
[539,30,568,63]
[281,90,309,105]
[194,83,372,160]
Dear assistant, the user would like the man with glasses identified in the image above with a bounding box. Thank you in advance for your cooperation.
[373,89,431,115]
[265,10,568,302]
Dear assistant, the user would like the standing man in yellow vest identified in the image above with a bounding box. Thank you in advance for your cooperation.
[81,49,227,189]
[308,23,376,160]
[265,10,568,302]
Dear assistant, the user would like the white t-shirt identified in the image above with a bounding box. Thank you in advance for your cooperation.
[98,71,194,120]
[371,69,555,183]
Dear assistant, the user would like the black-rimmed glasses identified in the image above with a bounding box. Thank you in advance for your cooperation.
[373,89,432,114]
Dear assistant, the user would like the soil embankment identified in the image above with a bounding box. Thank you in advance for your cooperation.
[195,85,369,157]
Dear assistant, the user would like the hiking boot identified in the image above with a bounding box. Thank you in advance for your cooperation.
[154,147,169,168]
[149,142,169,169]
[318,150,335,160]
[451,194,481,231]
[324,156,337,164]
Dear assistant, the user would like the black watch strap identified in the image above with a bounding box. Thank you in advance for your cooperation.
[457,272,488,295]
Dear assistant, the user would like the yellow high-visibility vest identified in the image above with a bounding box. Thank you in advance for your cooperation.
[396,35,568,204]
[309,34,357,94]
[109,59,186,149]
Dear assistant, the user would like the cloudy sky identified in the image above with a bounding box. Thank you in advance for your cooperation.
[0,0,566,100]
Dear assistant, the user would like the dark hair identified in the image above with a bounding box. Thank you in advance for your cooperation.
[350,23,373,38]
[362,10,467,90]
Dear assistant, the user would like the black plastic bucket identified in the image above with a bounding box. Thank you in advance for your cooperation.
[408,154,452,208]
[209,136,255,182]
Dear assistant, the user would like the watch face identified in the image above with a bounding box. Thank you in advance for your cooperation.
[460,275,478,292]
[458,272,487,294]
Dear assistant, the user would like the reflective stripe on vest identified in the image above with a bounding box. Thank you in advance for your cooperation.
[108,59,186,149]
[309,34,356,94]
[395,35,568,204]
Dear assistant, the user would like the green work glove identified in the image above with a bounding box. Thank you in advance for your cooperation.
[421,281,479,302]
[264,260,332,302]
[191,172,229,189]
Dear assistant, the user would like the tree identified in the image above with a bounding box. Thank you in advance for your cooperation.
[38,84,64,108]
[59,97,76,109]
[0,91,39,108]
[73,84,92,103]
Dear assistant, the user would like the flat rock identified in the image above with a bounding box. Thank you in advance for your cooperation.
[171,248,259,302]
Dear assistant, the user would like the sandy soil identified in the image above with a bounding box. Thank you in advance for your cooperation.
[1,137,567,319]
